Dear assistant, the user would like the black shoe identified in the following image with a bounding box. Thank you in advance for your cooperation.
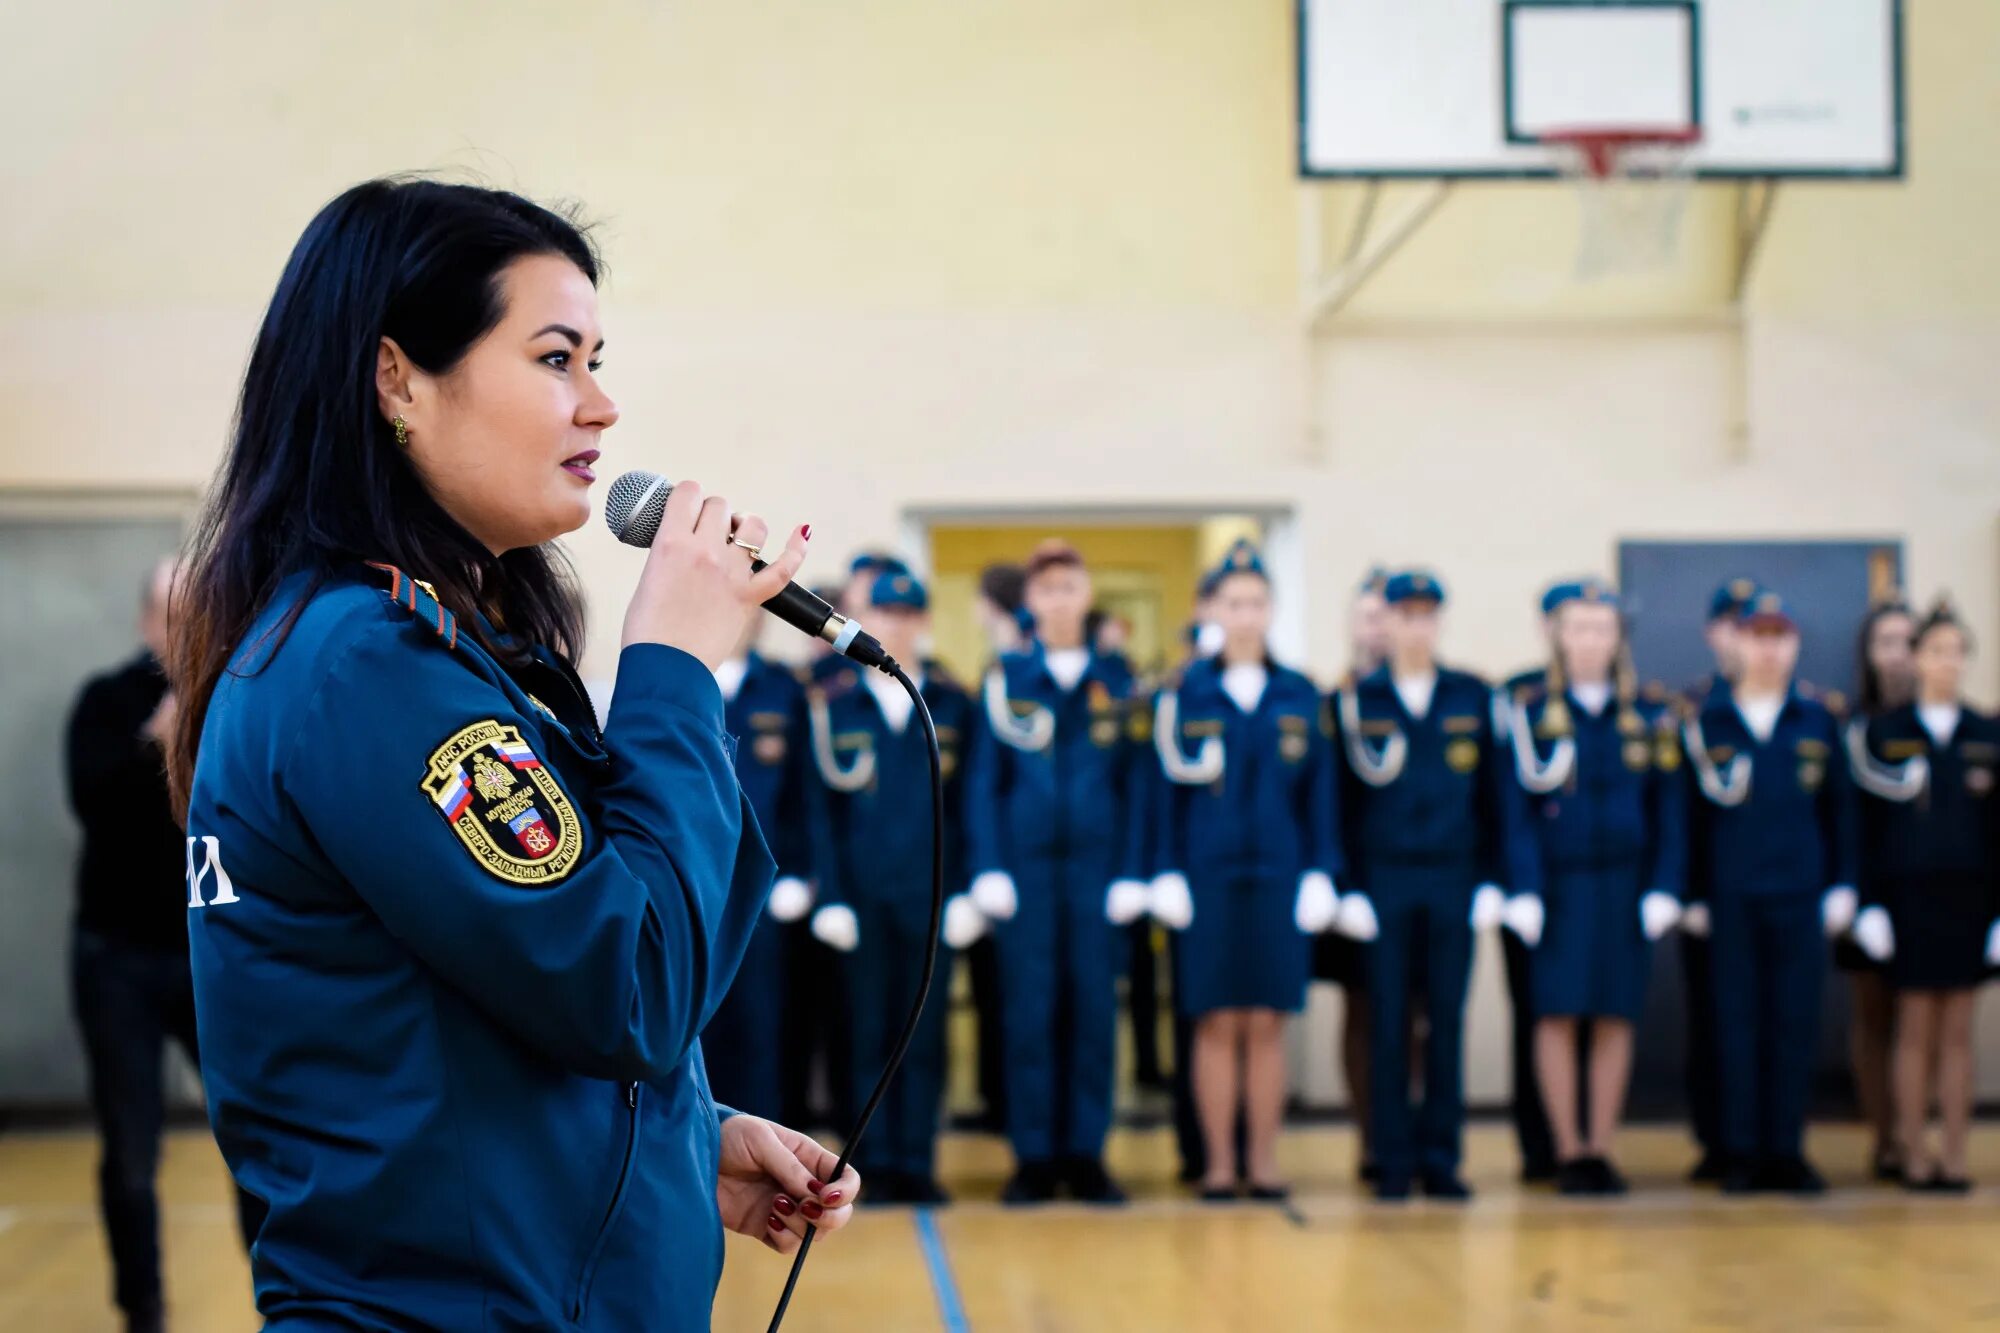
[1720,1160,1761,1195]
[1373,1174,1412,1202]
[1689,1150,1729,1184]
[1589,1157,1629,1196]
[1198,1184,1241,1204]
[1418,1170,1474,1202]
[1063,1156,1129,1206]
[1001,1160,1060,1205]
[1555,1158,1598,1196]
[126,1314,166,1333]
[1358,1158,1382,1185]
[1871,1148,1905,1183]
[1763,1156,1827,1196]
[903,1175,952,1206]
[1177,1160,1206,1185]
[1522,1157,1559,1185]
[1245,1181,1292,1203]
[1925,1174,1974,1196]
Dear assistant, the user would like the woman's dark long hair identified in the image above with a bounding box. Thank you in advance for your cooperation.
[1854,599,1916,718]
[166,178,600,816]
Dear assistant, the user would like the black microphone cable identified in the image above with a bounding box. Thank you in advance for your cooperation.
[766,654,943,1332]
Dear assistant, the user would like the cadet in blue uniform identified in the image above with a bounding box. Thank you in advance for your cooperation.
[1848,601,2000,1191]
[1682,590,1858,1194]
[1677,575,1761,1182]
[166,180,856,1329]
[1492,578,1587,1185]
[805,570,985,1205]
[1148,543,1341,1200]
[1503,579,1686,1195]
[1332,570,1509,1201]
[1841,597,1918,1182]
[966,540,1149,1205]
[701,630,814,1120]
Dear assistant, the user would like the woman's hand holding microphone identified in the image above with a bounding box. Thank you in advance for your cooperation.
[620,479,811,666]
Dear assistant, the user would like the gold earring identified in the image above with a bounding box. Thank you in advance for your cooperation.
[392,415,409,447]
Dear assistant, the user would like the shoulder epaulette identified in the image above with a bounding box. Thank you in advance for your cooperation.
[365,561,458,650]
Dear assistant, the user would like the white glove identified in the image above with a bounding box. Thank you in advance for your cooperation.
[1294,871,1341,934]
[810,904,860,953]
[970,870,1018,922]
[942,894,987,949]
[1822,885,1859,938]
[1105,879,1151,926]
[1851,905,1894,962]
[1502,894,1545,947]
[1680,902,1711,938]
[1640,891,1682,942]
[1470,883,1507,932]
[1986,919,2000,967]
[766,876,814,923]
[1335,892,1379,942]
[1150,872,1194,931]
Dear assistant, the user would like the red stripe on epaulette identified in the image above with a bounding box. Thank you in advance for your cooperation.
[365,561,405,604]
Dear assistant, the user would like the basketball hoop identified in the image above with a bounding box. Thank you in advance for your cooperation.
[1543,127,1701,280]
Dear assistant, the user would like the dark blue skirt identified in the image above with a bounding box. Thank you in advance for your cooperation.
[1177,872,1310,1017]
[1531,862,1651,1021]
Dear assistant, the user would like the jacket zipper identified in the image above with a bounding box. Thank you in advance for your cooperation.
[572,1082,641,1322]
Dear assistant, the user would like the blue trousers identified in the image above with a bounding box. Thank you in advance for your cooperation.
[702,915,790,1120]
[1365,868,1475,1184]
[1709,891,1825,1160]
[846,898,951,1177]
[993,856,1123,1162]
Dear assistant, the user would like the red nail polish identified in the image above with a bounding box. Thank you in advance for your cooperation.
[823,1190,844,1206]
[802,524,813,541]
[766,1214,784,1231]
[807,1179,825,1195]
[774,1197,796,1216]
[800,1201,824,1220]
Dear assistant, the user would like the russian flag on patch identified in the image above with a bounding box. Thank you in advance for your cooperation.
[493,738,543,770]
[433,769,473,821]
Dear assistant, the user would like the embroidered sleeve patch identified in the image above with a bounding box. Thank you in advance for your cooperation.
[421,720,583,884]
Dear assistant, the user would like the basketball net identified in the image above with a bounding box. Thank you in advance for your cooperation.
[1546,129,1701,280]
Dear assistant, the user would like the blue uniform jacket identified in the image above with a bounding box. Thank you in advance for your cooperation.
[806,661,975,919]
[1502,686,1686,900]
[964,645,1145,885]
[1683,685,1858,901]
[185,566,773,1331]
[1150,657,1342,884]
[1853,704,2000,901]
[726,653,811,883]
[1333,665,1508,893]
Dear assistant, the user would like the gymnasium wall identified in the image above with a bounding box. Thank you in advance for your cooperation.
[4,0,1997,1103]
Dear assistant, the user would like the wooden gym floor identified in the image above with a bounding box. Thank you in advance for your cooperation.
[4,1122,1997,1331]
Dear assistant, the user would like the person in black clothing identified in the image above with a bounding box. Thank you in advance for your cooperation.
[1848,601,1999,1191]
[1840,598,1917,1181]
[66,559,264,1333]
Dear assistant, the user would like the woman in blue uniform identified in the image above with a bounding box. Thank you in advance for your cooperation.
[1682,590,1857,1195]
[1503,580,1685,1195]
[1848,601,2000,1191]
[1148,544,1341,1200]
[965,540,1150,1205]
[165,179,857,1330]
[702,625,815,1120]
[1838,597,1917,1181]
[805,569,985,1204]
[1332,570,1509,1201]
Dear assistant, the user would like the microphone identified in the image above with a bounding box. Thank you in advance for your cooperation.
[604,470,890,670]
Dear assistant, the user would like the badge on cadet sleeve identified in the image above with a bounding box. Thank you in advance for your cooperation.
[1622,739,1652,772]
[1654,718,1682,772]
[1967,765,1994,797]
[422,720,583,884]
[1445,737,1480,774]
[1797,758,1826,793]
[1091,718,1120,747]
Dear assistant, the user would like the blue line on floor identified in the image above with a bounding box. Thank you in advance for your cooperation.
[913,1207,970,1332]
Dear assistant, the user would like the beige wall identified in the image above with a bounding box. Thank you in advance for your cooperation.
[7,0,1998,1101]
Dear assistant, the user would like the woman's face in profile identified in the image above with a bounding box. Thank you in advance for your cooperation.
[399,254,620,553]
